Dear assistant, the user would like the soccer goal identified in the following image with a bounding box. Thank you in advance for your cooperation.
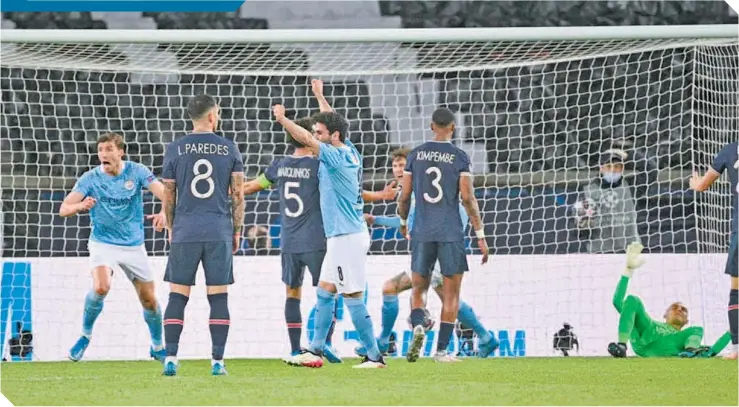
[1,25,736,361]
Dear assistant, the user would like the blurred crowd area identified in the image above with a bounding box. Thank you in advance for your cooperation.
[1,1,737,257]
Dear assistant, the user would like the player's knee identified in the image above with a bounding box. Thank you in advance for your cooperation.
[285,287,301,299]
[93,283,110,296]
[382,280,398,296]
[139,296,157,311]
[624,295,642,308]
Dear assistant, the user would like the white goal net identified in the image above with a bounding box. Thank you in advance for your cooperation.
[1,26,737,361]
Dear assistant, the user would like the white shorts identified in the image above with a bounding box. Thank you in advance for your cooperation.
[405,264,444,289]
[88,240,153,282]
[320,232,370,294]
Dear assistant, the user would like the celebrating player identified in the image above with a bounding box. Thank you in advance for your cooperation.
[273,103,385,369]
[398,108,489,363]
[61,133,168,362]
[689,141,738,360]
[160,95,245,376]
[359,147,499,360]
[608,242,731,358]
[242,116,341,363]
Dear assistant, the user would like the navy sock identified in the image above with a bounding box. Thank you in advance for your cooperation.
[208,293,230,361]
[437,322,455,352]
[285,297,302,354]
[410,308,426,328]
[325,300,339,345]
[164,292,188,357]
[730,289,738,345]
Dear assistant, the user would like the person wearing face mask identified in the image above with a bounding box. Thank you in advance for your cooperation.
[572,151,641,253]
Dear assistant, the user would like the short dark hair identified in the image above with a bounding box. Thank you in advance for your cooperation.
[286,117,315,148]
[391,147,410,161]
[312,111,348,142]
[97,132,125,150]
[187,94,218,121]
[431,107,455,127]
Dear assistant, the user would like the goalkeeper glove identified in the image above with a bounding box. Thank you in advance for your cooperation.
[679,346,714,358]
[624,242,646,277]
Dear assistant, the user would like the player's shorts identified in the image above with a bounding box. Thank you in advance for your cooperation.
[320,232,370,294]
[282,250,326,288]
[165,241,234,286]
[726,232,738,278]
[411,240,468,278]
[88,240,153,282]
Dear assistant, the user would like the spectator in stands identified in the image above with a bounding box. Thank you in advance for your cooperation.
[572,150,641,253]
[246,225,272,252]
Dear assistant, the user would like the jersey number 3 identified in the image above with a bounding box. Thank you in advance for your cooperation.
[191,159,215,199]
[423,166,443,203]
[284,182,304,217]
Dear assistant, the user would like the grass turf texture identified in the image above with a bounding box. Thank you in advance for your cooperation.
[2,358,737,405]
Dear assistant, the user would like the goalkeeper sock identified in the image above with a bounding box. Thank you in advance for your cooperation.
[345,296,381,361]
[81,290,106,338]
[308,287,335,354]
[457,301,492,342]
[325,300,338,345]
[379,295,399,345]
[284,297,302,354]
[207,293,230,361]
[729,289,738,345]
[143,305,163,349]
[436,322,455,352]
[164,292,188,357]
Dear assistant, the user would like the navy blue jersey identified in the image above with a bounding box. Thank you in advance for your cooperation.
[711,141,739,232]
[404,141,471,242]
[262,156,326,253]
[162,132,244,243]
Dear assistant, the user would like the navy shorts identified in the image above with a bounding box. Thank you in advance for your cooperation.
[411,240,468,277]
[281,250,326,289]
[165,241,234,286]
[726,232,738,278]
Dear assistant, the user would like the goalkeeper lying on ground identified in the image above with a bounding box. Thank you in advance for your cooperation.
[608,242,732,358]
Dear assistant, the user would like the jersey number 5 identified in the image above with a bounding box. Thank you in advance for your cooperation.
[423,166,443,203]
[284,182,304,217]
[191,159,214,199]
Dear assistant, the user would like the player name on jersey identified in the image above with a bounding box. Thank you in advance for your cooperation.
[277,167,312,179]
[176,142,231,156]
[415,151,456,164]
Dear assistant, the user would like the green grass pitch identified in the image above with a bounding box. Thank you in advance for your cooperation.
[2,357,737,405]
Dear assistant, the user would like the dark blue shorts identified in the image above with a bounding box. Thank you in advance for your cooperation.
[281,250,326,289]
[411,240,468,277]
[165,241,234,286]
[726,232,738,278]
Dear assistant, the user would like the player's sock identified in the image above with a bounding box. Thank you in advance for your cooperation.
[208,293,230,361]
[307,287,336,353]
[378,295,399,346]
[285,297,302,354]
[81,290,106,337]
[457,301,492,342]
[345,296,382,361]
[729,289,738,346]
[164,292,188,357]
[410,308,427,328]
[143,305,164,350]
[325,300,339,345]
[436,322,455,352]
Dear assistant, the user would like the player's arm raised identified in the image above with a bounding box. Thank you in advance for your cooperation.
[460,174,489,264]
[59,191,95,217]
[311,79,333,113]
[273,104,320,157]
[231,172,246,253]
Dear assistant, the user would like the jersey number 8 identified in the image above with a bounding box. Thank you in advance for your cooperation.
[423,166,443,204]
[191,159,215,199]
[284,182,304,218]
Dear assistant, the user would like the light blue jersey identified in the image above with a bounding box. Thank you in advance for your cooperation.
[72,161,156,246]
[317,140,367,238]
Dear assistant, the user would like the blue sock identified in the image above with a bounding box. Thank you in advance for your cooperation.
[82,291,106,337]
[379,295,399,345]
[308,287,336,353]
[345,296,381,361]
[457,301,492,342]
[143,306,163,349]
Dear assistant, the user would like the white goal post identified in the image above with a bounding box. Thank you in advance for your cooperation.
[0,25,737,361]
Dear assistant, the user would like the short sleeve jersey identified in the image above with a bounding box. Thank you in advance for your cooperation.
[711,141,739,232]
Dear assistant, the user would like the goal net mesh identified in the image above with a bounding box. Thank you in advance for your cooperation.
[1,35,737,360]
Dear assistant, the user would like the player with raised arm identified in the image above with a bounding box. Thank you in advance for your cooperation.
[242,116,341,363]
[608,242,731,358]
[160,95,245,376]
[273,102,385,369]
[358,147,499,359]
[398,108,489,363]
[689,141,739,360]
[61,133,168,362]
